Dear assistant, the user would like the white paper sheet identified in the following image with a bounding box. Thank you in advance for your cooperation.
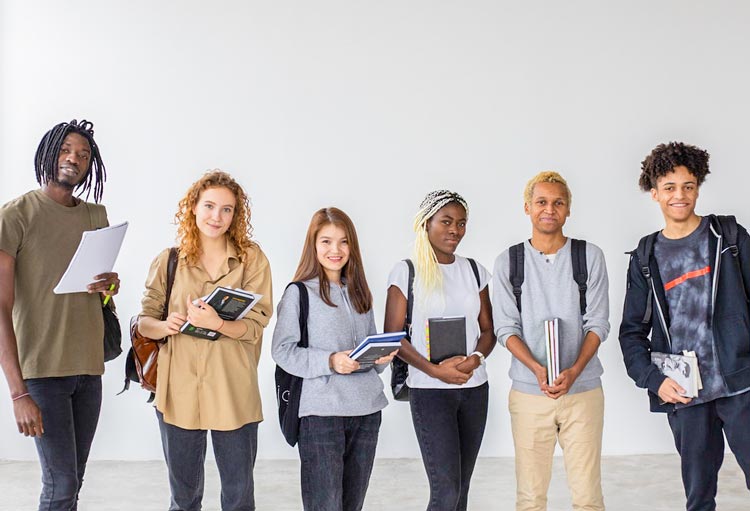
[53,222,129,294]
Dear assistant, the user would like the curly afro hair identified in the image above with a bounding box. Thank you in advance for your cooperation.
[639,142,710,192]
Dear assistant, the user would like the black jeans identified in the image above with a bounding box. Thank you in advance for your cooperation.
[668,390,750,511]
[410,383,489,511]
[156,410,259,511]
[25,375,102,511]
[298,412,382,511]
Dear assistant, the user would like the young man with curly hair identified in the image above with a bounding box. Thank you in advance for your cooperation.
[620,142,750,510]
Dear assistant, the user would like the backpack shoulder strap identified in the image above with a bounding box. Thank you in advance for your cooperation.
[288,282,309,348]
[84,202,108,230]
[467,258,481,288]
[716,214,739,256]
[404,259,415,341]
[161,248,179,321]
[713,214,749,301]
[570,239,588,315]
[508,243,525,313]
[635,232,659,324]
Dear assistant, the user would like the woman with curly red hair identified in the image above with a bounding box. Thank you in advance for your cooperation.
[137,170,272,511]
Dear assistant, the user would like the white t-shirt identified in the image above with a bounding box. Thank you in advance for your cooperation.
[387,255,491,389]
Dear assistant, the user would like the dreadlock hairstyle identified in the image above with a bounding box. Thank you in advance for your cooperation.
[175,170,255,266]
[412,190,469,297]
[34,119,106,203]
[293,207,373,314]
[523,171,572,207]
[639,142,711,192]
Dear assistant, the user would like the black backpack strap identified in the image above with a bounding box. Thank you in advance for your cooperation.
[716,215,739,256]
[404,259,415,341]
[508,243,525,313]
[635,232,659,324]
[289,282,309,348]
[467,258,481,288]
[570,239,588,315]
[714,215,749,302]
[163,248,179,320]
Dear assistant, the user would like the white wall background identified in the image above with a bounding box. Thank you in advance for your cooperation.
[2,0,749,461]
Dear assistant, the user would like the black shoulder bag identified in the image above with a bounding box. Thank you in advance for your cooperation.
[275,282,309,447]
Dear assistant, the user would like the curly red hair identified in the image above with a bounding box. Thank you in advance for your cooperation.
[175,170,254,264]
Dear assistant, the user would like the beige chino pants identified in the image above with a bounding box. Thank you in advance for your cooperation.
[509,387,605,511]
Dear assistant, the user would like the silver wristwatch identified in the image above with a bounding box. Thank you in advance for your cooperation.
[470,350,486,366]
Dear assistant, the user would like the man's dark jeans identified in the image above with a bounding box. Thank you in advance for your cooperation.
[410,382,489,511]
[156,410,259,511]
[297,411,382,511]
[25,375,102,511]
[668,390,750,511]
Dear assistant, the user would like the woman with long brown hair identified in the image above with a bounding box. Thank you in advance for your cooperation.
[271,207,397,511]
[138,170,272,511]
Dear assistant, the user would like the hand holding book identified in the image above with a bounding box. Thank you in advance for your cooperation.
[545,366,582,400]
[657,378,693,405]
[185,295,224,332]
[429,356,472,385]
[330,350,360,374]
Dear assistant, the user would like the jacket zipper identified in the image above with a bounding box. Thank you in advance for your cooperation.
[650,278,672,351]
[709,223,726,387]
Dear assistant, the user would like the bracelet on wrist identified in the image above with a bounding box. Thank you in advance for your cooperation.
[11,392,30,402]
[216,319,225,331]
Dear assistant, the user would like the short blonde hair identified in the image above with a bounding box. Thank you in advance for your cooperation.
[523,171,572,207]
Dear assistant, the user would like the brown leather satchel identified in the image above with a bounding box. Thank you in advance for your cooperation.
[123,248,179,395]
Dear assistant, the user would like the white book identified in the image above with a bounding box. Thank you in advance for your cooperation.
[651,351,702,398]
[544,318,560,385]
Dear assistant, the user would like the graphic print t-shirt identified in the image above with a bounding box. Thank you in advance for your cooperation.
[654,216,728,407]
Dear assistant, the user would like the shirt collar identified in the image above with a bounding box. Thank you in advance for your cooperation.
[180,237,241,273]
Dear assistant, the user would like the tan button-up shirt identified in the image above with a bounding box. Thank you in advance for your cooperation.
[140,241,272,431]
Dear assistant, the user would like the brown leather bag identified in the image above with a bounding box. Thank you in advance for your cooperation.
[124,248,179,394]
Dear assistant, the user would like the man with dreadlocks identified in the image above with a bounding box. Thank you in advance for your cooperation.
[620,142,750,510]
[0,119,120,510]
[492,171,610,511]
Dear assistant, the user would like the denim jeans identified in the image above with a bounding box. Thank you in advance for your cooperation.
[410,382,489,511]
[667,390,750,511]
[25,375,102,511]
[297,412,382,511]
[156,410,258,511]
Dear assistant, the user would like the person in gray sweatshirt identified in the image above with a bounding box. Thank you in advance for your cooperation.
[492,171,610,511]
[271,207,397,511]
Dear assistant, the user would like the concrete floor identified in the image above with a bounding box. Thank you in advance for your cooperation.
[0,455,747,510]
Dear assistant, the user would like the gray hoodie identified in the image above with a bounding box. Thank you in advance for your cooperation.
[492,239,610,395]
[271,279,389,417]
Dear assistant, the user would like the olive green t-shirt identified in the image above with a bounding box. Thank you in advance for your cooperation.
[0,189,106,378]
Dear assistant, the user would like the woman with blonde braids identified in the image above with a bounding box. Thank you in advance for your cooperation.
[384,190,496,511]
[137,170,272,511]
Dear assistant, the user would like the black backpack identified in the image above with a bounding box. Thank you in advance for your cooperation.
[634,214,742,324]
[508,239,588,314]
[275,282,309,446]
[390,258,481,401]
